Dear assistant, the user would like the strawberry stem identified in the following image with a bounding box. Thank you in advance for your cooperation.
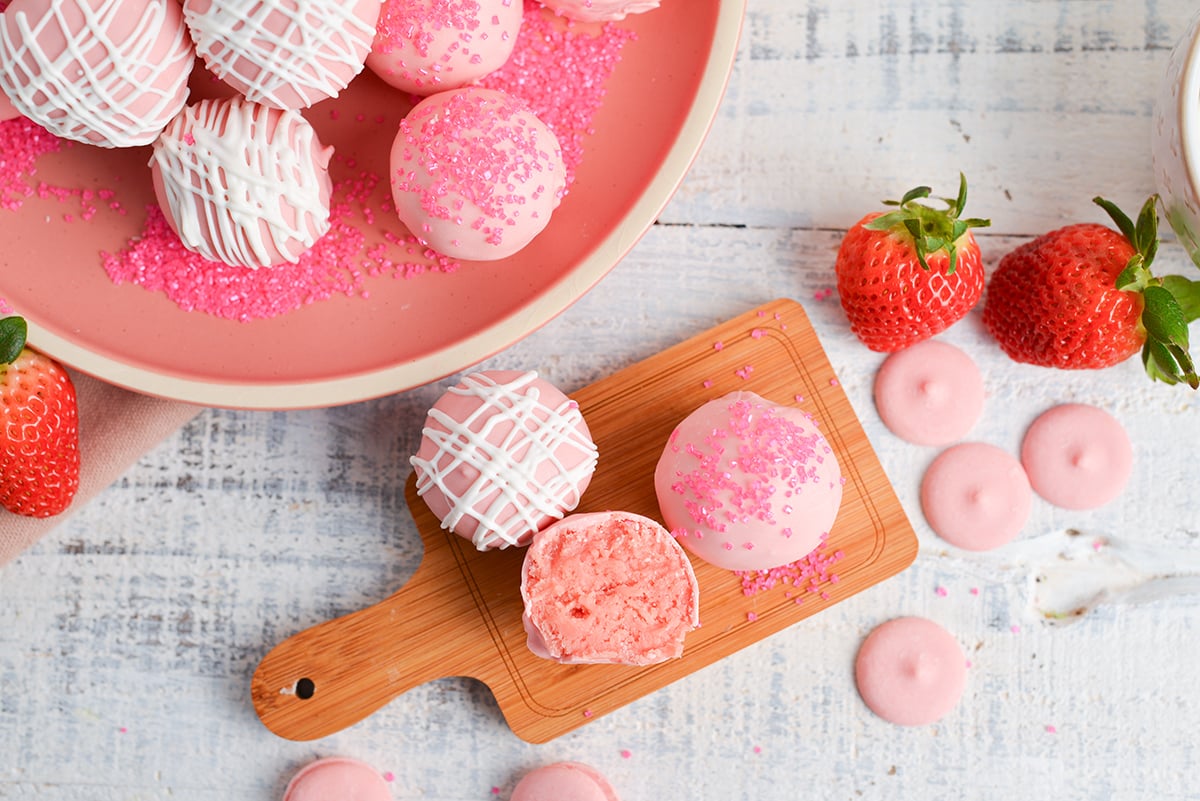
[864,173,990,274]
[0,316,27,365]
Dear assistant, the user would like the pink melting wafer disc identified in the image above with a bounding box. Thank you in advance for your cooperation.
[855,616,967,726]
[511,762,620,801]
[920,442,1031,551]
[282,757,392,801]
[1020,403,1132,510]
[874,339,984,446]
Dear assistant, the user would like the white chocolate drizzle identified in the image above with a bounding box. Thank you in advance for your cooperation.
[150,97,333,268]
[184,0,381,109]
[412,371,599,551]
[0,0,194,148]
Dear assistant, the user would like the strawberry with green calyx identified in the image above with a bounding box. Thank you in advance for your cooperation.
[1,315,81,517]
[982,195,1200,388]
[835,174,992,352]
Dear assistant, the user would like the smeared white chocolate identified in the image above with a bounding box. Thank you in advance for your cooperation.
[411,371,598,551]
[183,0,382,109]
[150,97,333,268]
[0,0,194,147]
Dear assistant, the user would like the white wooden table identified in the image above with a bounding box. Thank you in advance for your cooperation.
[4,1,1200,798]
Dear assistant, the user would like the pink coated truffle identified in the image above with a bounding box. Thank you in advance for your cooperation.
[540,0,659,22]
[0,0,195,147]
[149,96,334,268]
[367,0,523,96]
[654,391,844,572]
[855,616,967,726]
[521,511,700,666]
[511,762,619,801]
[282,757,392,801]
[183,0,382,110]
[389,85,566,260]
[411,370,598,551]
[1020,403,1132,510]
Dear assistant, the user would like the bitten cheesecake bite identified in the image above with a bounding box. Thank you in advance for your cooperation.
[183,0,382,110]
[410,370,598,551]
[0,0,194,147]
[655,391,844,571]
[367,0,523,96]
[389,86,566,260]
[521,511,700,666]
[541,0,659,22]
[149,96,334,268]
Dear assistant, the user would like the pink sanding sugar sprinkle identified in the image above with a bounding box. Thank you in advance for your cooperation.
[0,118,66,211]
[935,586,948,597]
[735,364,754,380]
[1045,725,1058,734]
[735,538,844,598]
[620,749,632,759]
[383,772,395,782]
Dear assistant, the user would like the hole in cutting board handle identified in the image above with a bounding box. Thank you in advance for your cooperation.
[295,678,315,699]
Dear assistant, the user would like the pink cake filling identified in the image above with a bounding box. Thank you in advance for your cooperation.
[654,391,844,572]
[511,762,620,801]
[855,616,967,726]
[521,511,700,666]
[282,757,392,801]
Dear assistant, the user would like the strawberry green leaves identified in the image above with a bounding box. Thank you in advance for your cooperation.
[1098,195,1200,389]
[864,173,991,274]
[0,316,27,365]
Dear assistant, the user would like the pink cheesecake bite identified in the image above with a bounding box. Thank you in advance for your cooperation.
[855,616,967,726]
[411,370,598,551]
[920,442,1031,551]
[150,96,334,268]
[654,391,843,571]
[874,339,984,446]
[540,0,659,22]
[183,0,382,109]
[367,0,523,96]
[1020,403,1132,510]
[389,86,567,261]
[0,0,194,147]
[511,762,619,801]
[521,511,700,666]
[282,757,392,801]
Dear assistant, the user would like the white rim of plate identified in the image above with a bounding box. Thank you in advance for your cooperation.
[1179,12,1200,223]
[25,0,748,410]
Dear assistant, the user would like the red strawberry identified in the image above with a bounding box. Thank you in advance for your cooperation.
[983,196,1200,388]
[0,315,80,517]
[835,175,991,352]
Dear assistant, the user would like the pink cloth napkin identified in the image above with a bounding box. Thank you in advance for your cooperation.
[0,370,202,567]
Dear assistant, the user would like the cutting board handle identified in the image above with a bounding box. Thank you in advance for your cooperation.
[250,582,455,741]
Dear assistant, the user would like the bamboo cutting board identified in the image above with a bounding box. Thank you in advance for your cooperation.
[251,298,918,743]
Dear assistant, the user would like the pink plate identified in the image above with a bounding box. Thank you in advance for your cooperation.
[0,0,744,409]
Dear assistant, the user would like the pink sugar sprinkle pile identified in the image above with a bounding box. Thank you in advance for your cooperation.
[735,535,844,599]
